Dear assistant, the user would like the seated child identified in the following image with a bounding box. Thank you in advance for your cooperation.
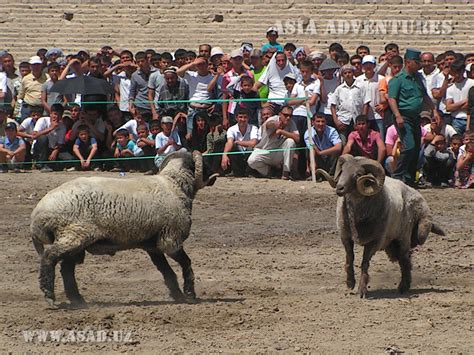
[205,113,227,174]
[455,140,474,189]
[72,125,98,171]
[135,123,156,173]
[154,116,184,170]
[0,122,26,172]
[423,134,455,187]
[113,128,140,172]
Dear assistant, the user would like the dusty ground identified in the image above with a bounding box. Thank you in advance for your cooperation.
[0,171,472,353]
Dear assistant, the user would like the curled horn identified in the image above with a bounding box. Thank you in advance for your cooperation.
[315,169,336,188]
[316,154,354,188]
[355,158,385,196]
[193,151,219,189]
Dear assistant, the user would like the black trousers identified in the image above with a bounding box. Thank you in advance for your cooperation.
[34,135,74,169]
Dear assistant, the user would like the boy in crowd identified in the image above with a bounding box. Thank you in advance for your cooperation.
[176,56,214,139]
[115,109,147,141]
[379,55,404,129]
[72,125,98,171]
[261,27,283,52]
[0,122,26,173]
[205,113,227,174]
[343,114,386,163]
[41,62,63,115]
[221,108,258,177]
[32,103,72,172]
[317,59,340,126]
[423,134,455,188]
[330,64,370,141]
[356,55,385,138]
[18,105,43,161]
[154,115,183,170]
[455,139,473,189]
[304,113,342,176]
[446,60,474,135]
[135,123,156,174]
[236,75,260,127]
[112,128,139,172]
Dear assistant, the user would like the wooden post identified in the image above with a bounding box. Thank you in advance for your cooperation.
[305,93,316,182]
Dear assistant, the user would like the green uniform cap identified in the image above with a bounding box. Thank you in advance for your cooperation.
[405,48,421,61]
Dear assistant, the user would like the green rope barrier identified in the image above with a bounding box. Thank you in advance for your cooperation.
[12,146,310,166]
[65,96,308,105]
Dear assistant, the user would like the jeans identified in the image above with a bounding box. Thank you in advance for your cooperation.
[451,117,467,135]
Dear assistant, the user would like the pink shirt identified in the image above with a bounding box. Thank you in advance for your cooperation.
[348,129,383,158]
[385,124,427,146]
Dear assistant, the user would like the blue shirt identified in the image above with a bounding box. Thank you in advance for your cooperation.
[0,135,25,151]
[261,42,283,52]
[117,139,137,152]
[304,126,341,151]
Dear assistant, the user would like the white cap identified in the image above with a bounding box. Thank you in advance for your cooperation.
[362,55,376,65]
[230,49,243,59]
[266,26,278,34]
[210,46,224,58]
[161,116,173,124]
[29,55,43,65]
[466,63,473,71]
[283,72,297,81]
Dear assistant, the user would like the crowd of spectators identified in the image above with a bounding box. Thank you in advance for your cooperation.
[0,26,473,188]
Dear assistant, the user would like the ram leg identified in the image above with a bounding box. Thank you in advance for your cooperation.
[40,234,85,307]
[169,248,196,301]
[147,250,184,302]
[358,241,378,298]
[60,251,86,305]
[342,237,355,289]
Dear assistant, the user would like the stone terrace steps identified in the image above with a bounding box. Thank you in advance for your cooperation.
[0,0,472,60]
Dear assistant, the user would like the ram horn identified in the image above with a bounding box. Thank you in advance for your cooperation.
[355,158,385,196]
[315,169,337,188]
[193,151,218,189]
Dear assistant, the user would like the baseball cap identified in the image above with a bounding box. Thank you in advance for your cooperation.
[63,110,72,119]
[29,56,43,65]
[5,122,17,130]
[466,63,473,72]
[420,111,432,120]
[266,26,278,34]
[230,49,243,59]
[361,55,376,65]
[161,116,173,124]
[210,47,224,58]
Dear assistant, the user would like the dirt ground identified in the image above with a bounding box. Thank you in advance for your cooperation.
[0,171,472,353]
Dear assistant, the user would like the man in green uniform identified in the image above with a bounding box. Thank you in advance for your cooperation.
[388,48,440,187]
